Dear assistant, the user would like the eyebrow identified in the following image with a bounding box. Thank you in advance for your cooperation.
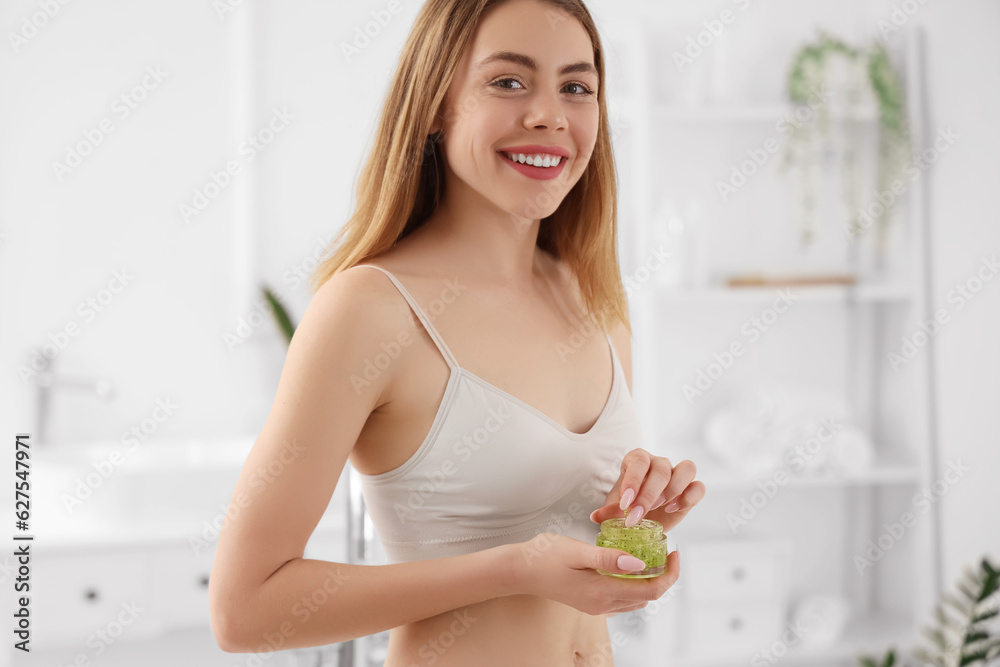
[474,50,598,77]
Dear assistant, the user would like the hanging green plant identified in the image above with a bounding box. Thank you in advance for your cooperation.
[780,30,911,262]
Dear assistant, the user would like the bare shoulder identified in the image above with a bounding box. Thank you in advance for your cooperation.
[313,262,416,329]
[309,263,420,393]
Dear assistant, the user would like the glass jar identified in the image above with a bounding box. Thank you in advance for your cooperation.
[596,517,668,578]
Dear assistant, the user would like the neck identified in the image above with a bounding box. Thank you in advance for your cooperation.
[414,178,548,292]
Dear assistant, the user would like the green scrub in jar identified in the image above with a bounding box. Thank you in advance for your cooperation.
[596,517,668,578]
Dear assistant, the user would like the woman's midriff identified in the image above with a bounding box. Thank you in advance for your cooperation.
[382,593,614,667]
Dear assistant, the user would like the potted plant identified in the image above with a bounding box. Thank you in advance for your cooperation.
[262,285,296,345]
[780,30,910,270]
[858,556,1000,667]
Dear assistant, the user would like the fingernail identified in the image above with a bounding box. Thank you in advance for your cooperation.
[663,500,681,513]
[617,554,646,571]
[619,488,635,511]
[625,505,644,527]
[589,509,599,523]
[650,494,667,510]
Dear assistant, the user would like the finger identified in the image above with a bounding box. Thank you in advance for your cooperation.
[653,549,681,596]
[647,481,707,532]
[659,459,697,511]
[625,456,674,527]
[588,456,673,525]
[590,546,651,576]
[662,479,706,514]
[617,449,651,513]
[607,549,681,604]
[607,600,649,616]
[640,465,698,519]
[589,502,619,524]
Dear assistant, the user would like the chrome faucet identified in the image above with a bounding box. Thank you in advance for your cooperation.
[32,355,115,445]
[332,465,389,667]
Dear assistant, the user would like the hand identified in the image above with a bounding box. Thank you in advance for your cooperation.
[500,533,681,616]
[589,449,706,531]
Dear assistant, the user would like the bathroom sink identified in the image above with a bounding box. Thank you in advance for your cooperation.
[34,435,254,471]
[32,435,257,528]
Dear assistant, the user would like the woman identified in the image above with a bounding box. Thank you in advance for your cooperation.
[209,0,706,664]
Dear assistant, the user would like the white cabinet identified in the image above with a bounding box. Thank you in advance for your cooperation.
[33,549,155,650]
[679,540,790,661]
[686,603,785,659]
[683,540,790,604]
[149,545,216,629]
[23,521,346,655]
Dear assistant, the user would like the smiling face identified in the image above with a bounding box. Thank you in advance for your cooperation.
[432,0,601,221]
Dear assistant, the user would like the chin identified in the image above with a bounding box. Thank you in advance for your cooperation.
[498,191,567,222]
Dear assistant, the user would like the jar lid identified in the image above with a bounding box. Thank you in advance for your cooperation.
[598,517,665,542]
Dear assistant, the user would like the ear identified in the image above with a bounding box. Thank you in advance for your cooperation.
[427,95,447,135]
[428,112,443,136]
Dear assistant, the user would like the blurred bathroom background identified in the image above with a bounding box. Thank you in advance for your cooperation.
[1,0,998,666]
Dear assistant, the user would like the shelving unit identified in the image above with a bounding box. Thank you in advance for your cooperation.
[652,104,879,124]
[602,16,940,667]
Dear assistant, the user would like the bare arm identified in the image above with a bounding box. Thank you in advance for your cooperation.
[208,266,517,652]
[219,543,515,652]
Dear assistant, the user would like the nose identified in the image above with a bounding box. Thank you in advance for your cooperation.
[522,88,567,131]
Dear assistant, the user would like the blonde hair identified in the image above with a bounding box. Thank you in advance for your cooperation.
[310,0,630,336]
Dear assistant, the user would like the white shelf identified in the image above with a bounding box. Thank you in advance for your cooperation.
[695,460,923,490]
[648,283,913,303]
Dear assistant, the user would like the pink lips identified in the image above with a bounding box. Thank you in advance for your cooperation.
[497,145,569,181]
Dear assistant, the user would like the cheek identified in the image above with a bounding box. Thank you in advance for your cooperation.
[464,104,509,151]
[442,85,485,126]
[572,109,600,160]
[445,108,508,167]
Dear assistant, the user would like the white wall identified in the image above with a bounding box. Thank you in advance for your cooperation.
[0,0,277,445]
[907,0,1000,580]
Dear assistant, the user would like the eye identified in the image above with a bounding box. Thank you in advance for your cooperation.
[564,82,595,96]
[488,77,595,96]
[490,77,525,90]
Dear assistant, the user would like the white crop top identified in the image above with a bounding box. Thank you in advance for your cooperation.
[352,264,643,563]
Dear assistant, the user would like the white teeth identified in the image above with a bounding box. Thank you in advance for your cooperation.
[504,152,562,168]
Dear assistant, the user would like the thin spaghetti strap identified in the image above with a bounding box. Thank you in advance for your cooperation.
[605,332,618,366]
[353,264,461,370]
